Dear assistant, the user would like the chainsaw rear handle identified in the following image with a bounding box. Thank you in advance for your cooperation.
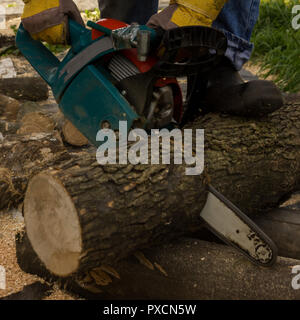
[16,23,60,86]
[16,19,91,86]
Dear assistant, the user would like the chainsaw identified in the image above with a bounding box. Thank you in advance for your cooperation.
[16,19,277,267]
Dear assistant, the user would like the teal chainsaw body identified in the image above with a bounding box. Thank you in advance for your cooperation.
[16,19,227,146]
[16,20,141,146]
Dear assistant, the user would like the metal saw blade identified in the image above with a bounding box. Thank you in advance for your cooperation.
[200,185,278,267]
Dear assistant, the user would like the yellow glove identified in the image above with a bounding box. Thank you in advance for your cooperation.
[21,0,84,44]
[148,0,228,29]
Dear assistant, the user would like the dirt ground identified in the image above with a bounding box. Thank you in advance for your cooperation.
[0,210,75,300]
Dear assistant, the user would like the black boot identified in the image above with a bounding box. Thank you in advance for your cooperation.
[203,58,284,117]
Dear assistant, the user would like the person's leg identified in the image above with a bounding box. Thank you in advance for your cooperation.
[212,0,261,71]
[98,0,159,25]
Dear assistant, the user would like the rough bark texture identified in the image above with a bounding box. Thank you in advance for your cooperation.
[1,102,299,213]
[2,101,300,275]
[24,150,207,276]
[187,102,300,215]
[15,232,300,300]
[0,77,49,101]
[0,132,68,209]
[93,238,300,300]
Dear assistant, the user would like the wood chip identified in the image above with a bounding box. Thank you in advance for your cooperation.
[89,268,112,286]
[154,262,168,277]
[134,251,155,271]
[99,265,120,280]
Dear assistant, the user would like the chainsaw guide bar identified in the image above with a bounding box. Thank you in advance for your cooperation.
[200,185,278,267]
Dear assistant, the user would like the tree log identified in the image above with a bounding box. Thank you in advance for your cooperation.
[191,102,300,214]
[62,119,89,147]
[24,153,207,277]
[16,102,89,146]
[0,94,21,121]
[0,132,68,210]
[0,77,48,101]
[83,238,300,300]
[2,102,300,275]
[15,233,300,300]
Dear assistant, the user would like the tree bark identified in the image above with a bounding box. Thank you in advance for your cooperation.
[0,77,49,101]
[88,238,300,300]
[23,151,207,277]
[15,232,300,300]
[2,102,300,275]
[0,132,68,210]
[188,102,300,215]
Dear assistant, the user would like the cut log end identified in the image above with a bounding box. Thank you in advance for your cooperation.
[62,120,89,147]
[24,172,82,277]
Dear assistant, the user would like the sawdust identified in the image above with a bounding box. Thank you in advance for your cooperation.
[0,211,75,300]
[44,284,76,300]
[281,193,300,207]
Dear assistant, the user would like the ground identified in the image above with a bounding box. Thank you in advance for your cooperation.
[0,210,75,300]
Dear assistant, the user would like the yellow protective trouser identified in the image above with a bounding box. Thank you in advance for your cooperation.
[169,0,228,27]
[21,0,84,44]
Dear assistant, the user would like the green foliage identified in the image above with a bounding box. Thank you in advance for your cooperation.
[84,8,101,22]
[10,25,18,35]
[251,0,300,92]
[44,43,70,54]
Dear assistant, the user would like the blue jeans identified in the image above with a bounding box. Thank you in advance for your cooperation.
[213,0,261,70]
[98,0,260,70]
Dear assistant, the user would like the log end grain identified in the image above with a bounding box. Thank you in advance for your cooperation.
[62,120,89,147]
[24,172,82,277]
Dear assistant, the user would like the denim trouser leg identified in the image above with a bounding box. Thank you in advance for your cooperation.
[98,0,159,25]
[212,0,261,70]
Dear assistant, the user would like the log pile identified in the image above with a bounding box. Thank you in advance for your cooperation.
[1,92,300,298]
